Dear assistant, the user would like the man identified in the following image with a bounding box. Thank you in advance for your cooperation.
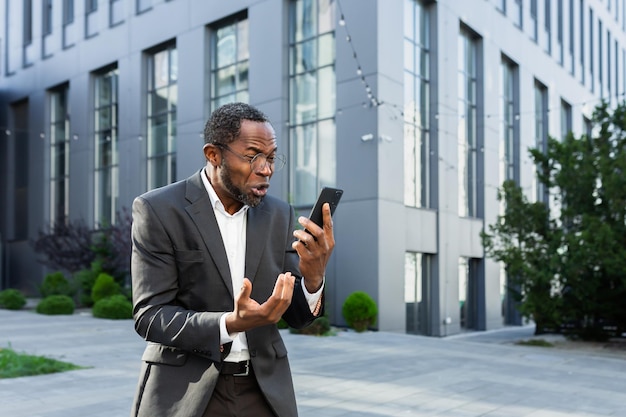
[130,102,334,417]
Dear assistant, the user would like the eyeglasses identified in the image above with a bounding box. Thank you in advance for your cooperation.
[216,144,286,172]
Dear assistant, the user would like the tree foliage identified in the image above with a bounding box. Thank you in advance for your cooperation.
[482,101,626,339]
[32,208,133,285]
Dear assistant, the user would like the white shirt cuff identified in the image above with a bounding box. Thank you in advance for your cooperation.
[219,312,239,345]
[301,276,325,313]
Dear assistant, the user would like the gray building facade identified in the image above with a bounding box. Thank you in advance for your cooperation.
[1,0,623,336]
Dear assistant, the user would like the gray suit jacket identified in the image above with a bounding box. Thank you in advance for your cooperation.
[130,170,319,417]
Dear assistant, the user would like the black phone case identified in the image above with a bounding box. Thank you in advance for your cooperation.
[308,187,343,228]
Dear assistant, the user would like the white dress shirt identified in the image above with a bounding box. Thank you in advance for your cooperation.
[201,168,323,362]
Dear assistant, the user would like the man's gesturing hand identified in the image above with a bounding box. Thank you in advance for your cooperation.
[225,272,295,334]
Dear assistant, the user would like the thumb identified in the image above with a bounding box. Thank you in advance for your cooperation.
[239,278,252,299]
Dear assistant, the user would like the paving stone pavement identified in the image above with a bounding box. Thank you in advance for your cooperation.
[1,308,625,417]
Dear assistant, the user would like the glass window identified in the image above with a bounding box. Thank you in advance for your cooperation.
[530,0,538,42]
[561,99,572,140]
[43,0,53,36]
[557,0,564,65]
[23,0,33,46]
[606,30,613,104]
[615,41,619,102]
[86,0,97,13]
[590,8,594,92]
[85,0,98,37]
[110,0,125,26]
[137,0,151,13]
[569,0,575,74]
[458,29,482,218]
[147,43,177,189]
[210,16,249,111]
[544,0,552,54]
[579,0,585,85]
[513,0,523,28]
[599,20,603,98]
[500,57,519,185]
[63,0,74,25]
[459,257,468,329]
[583,115,592,139]
[50,85,70,223]
[497,0,506,14]
[405,252,432,335]
[94,66,119,227]
[404,0,432,209]
[289,0,336,206]
[12,101,30,240]
[459,257,481,330]
[534,81,548,204]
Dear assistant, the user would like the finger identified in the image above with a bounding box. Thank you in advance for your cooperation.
[322,202,333,229]
[293,230,315,248]
[276,273,292,300]
[273,273,294,302]
[239,278,252,299]
[297,216,322,239]
[278,274,286,299]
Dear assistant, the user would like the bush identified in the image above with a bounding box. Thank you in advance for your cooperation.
[91,273,121,304]
[342,291,378,332]
[74,261,104,307]
[289,316,331,336]
[39,271,74,298]
[36,295,75,315]
[0,289,27,310]
[31,208,132,283]
[92,295,132,319]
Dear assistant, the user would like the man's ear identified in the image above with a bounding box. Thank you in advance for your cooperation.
[203,144,220,167]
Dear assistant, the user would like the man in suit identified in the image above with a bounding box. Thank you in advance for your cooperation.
[130,102,334,417]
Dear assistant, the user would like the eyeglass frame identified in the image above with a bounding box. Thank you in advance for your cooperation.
[215,143,286,172]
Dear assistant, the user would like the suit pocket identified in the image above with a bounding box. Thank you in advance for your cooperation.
[272,338,288,359]
[142,342,188,366]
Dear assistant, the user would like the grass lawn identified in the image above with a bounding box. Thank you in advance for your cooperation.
[0,346,87,379]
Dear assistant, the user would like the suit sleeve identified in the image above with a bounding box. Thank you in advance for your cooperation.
[131,196,224,360]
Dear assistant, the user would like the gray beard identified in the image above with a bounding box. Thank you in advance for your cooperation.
[220,159,264,208]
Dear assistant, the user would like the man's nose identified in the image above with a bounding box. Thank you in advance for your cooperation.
[254,158,273,175]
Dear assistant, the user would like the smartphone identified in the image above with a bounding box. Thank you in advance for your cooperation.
[307,187,343,230]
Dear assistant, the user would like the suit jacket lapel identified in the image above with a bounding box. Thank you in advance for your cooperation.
[245,201,271,284]
[184,170,234,299]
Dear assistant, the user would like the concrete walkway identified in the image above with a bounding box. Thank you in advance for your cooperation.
[1,309,625,417]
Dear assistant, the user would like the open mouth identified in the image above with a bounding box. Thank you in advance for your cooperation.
[251,183,269,197]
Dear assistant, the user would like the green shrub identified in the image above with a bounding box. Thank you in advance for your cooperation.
[342,291,378,332]
[289,316,332,336]
[92,295,132,319]
[0,289,27,310]
[74,261,104,307]
[36,295,75,315]
[39,271,74,298]
[91,273,121,304]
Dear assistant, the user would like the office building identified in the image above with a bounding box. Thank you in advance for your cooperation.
[1,0,622,336]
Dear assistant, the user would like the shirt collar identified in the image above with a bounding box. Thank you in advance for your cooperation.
[201,167,249,216]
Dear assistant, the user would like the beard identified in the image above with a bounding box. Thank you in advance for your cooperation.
[220,159,264,208]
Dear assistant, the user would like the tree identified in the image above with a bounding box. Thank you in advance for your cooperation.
[32,208,133,285]
[482,101,626,339]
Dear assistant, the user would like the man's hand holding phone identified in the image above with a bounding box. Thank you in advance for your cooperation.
[292,203,337,293]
